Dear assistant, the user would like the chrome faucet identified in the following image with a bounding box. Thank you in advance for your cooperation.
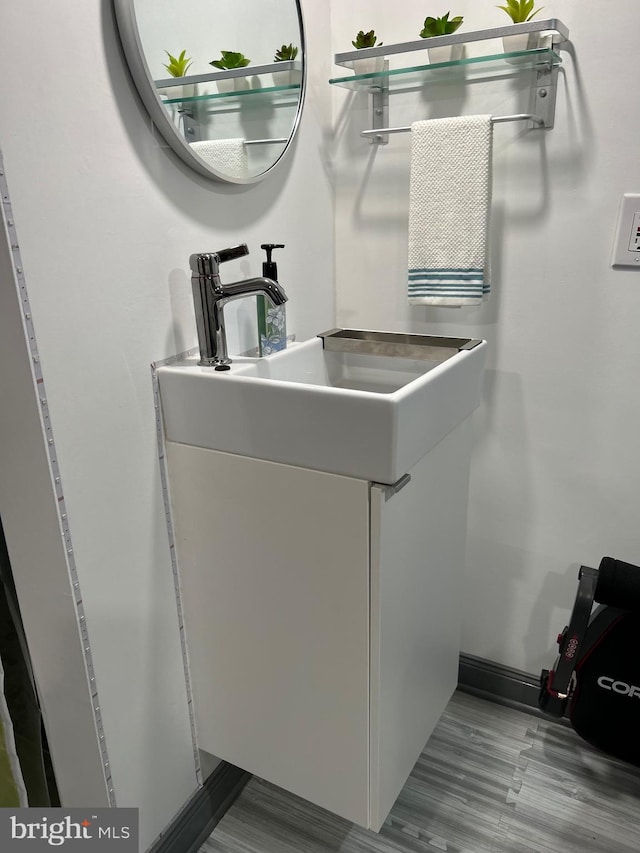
[189,244,288,366]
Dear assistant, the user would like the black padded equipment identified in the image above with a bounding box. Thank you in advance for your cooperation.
[595,556,640,612]
[539,556,640,767]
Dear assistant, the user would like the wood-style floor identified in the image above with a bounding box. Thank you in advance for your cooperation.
[200,691,640,853]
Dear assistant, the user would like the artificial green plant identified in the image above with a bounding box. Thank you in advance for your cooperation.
[497,0,542,23]
[274,44,299,62]
[352,30,382,49]
[419,13,464,38]
[163,50,192,77]
[210,51,251,70]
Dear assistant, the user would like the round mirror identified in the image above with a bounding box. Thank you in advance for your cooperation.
[114,0,306,184]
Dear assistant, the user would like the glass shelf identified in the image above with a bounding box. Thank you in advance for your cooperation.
[329,48,561,91]
[163,84,301,106]
[156,60,302,104]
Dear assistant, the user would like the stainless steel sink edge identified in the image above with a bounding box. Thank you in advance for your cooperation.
[317,328,482,362]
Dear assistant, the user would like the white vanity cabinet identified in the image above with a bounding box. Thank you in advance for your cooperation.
[165,414,472,831]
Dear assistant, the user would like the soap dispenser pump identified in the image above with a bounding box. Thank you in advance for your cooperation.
[257,243,287,355]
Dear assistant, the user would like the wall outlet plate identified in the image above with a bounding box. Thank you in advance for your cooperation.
[611,193,640,268]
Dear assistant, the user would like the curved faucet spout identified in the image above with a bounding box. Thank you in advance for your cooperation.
[219,276,288,307]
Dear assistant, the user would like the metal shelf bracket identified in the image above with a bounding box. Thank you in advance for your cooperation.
[370,77,390,145]
[530,62,559,130]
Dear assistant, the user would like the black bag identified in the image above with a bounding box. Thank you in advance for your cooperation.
[539,557,640,766]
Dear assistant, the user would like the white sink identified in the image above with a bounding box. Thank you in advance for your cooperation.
[157,330,486,484]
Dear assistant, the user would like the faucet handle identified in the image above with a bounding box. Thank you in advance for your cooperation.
[189,244,249,277]
[216,244,249,264]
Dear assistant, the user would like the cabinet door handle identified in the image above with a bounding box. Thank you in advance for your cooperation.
[374,473,412,500]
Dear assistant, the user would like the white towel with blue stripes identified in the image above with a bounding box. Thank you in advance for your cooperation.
[408,115,493,306]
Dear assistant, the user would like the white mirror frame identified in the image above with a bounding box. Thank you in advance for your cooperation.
[113,0,306,184]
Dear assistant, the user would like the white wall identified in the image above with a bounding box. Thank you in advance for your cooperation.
[0,1,333,849]
[331,0,640,674]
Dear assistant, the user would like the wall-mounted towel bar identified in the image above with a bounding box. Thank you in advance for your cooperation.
[180,112,288,146]
[361,113,543,142]
[364,73,554,143]
[244,138,288,146]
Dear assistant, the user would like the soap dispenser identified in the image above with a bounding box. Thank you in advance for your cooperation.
[257,243,287,355]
